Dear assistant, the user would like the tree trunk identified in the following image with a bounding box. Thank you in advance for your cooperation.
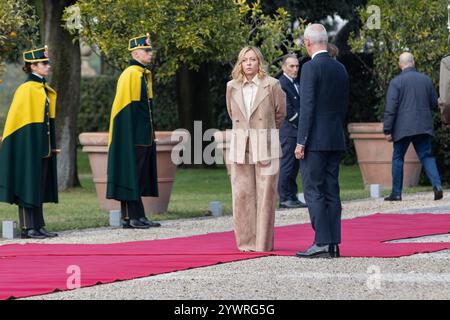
[44,0,81,189]
[176,64,212,165]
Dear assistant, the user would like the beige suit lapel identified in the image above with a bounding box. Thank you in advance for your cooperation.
[230,82,247,119]
[249,77,269,118]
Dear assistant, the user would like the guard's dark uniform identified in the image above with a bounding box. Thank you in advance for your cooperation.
[0,46,58,238]
[106,34,160,229]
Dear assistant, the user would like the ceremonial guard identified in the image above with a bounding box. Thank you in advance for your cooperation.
[107,34,161,229]
[0,46,59,239]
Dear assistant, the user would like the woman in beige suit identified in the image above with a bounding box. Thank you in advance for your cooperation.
[226,46,286,252]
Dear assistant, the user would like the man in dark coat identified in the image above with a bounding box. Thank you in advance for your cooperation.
[107,34,161,229]
[294,24,349,259]
[278,54,307,209]
[383,52,443,201]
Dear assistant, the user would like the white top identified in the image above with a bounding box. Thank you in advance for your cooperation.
[311,50,328,60]
[242,75,260,118]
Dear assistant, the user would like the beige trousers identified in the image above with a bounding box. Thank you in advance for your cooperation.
[230,152,279,252]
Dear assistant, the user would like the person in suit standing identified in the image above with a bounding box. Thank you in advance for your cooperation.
[383,52,443,201]
[226,46,286,252]
[294,24,349,258]
[278,54,307,209]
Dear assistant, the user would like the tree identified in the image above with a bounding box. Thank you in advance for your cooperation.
[43,0,81,190]
[349,0,450,183]
[350,0,447,117]
[261,0,367,23]
[0,0,40,80]
[65,0,300,163]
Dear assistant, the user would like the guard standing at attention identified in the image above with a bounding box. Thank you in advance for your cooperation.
[107,33,161,229]
[0,45,59,239]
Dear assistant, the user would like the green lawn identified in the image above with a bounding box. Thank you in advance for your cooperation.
[0,150,433,232]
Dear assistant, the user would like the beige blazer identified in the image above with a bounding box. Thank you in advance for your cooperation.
[226,76,286,164]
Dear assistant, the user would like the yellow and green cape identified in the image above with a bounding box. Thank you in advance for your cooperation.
[106,60,158,201]
[0,75,58,207]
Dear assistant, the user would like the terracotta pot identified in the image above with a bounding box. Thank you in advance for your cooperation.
[79,131,184,214]
[213,130,231,175]
[348,122,422,188]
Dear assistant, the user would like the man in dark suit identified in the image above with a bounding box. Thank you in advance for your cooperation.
[278,54,307,209]
[384,52,443,201]
[294,24,349,258]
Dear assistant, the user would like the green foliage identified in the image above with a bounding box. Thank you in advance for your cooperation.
[64,0,245,80]
[239,0,303,75]
[152,79,179,131]
[64,0,301,79]
[261,0,368,22]
[349,0,448,118]
[350,0,450,183]
[0,0,40,79]
[0,64,25,134]
[78,75,116,135]
[78,75,179,134]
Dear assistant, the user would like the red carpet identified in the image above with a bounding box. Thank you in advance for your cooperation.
[0,213,449,299]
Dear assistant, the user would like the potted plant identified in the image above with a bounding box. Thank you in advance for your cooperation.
[348,122,421,188]
[79,131,186,214]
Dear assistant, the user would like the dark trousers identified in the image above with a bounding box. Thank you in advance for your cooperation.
[392,134,442,196]
[278,136,300,202]
[18,206,45,230]
[121,200,145,220]
[120,146,152,220]
[18,157,51,230]
[300,151,342,245]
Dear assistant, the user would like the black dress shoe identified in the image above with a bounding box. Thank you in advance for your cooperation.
[296,244,332,259]
[280,200,307,209]
[38,228,58,238]
[329,244,340,258]
[21,229,46,239]
[121,219,131,228]
[138,217,161,228]
[384,194,402,201]
[434,186,443,200]
[129,219,151,229]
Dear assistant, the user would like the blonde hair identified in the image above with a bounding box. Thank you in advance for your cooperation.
[231,46,268,82]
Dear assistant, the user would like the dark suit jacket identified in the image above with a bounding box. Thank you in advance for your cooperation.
[297,52,349,151]
[279,74,300,138]
[383,67,438,142]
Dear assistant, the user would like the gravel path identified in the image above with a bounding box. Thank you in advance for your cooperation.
[2,191,449,300]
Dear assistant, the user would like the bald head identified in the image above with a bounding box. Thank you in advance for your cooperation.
[399,52,415,70]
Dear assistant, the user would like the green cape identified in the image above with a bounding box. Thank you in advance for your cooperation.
[106,60,158,201]
[0,75,58,207]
